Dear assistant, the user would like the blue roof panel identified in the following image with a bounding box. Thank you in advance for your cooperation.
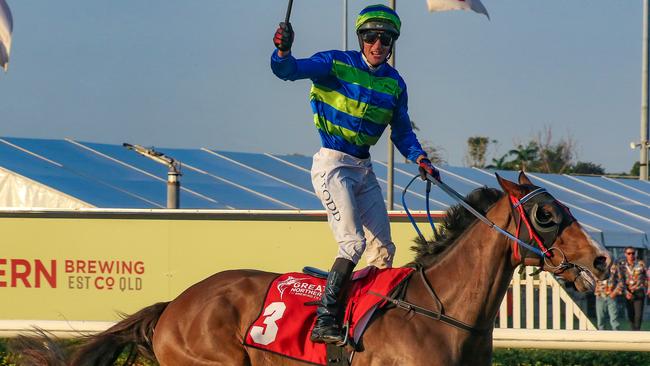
[528,173,650,220]
[81,142,278,209]
[442,166,499,187]
[216,151,315,194]
[163,148,320,209]
[0,139,156,208]
[610,178,650,198]
[35,139,225,209]
[2,138,176,207]
[271,154,313,171]
[573,176,650,204]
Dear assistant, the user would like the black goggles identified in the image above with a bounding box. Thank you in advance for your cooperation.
[360,31,394,47]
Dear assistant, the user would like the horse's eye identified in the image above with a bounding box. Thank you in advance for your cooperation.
[535,208,553,225]
[531,203,557,228]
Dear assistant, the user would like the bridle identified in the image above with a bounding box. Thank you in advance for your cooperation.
[507,186,583,275]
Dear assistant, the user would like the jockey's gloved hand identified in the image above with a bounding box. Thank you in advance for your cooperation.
[418,158,440,181]
[274,22,294,52]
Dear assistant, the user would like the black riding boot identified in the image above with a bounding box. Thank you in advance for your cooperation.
[310,258,355,345]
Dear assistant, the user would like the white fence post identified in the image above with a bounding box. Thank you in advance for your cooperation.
[512,269,521,328]
[499,294,508,328]
[539,270,548,330]
[525,266,535,329]
[552,274,561,329]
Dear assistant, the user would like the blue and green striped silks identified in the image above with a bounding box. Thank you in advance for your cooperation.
[309,56,403,149]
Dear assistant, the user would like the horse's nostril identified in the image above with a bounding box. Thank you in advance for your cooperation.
[594,256,608,273]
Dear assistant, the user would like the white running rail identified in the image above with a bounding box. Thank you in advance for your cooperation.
[496,266,595,331]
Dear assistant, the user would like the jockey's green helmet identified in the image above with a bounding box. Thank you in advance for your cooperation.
[355,4,401,39]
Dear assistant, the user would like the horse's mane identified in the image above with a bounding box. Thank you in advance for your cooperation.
[409,186,503,267]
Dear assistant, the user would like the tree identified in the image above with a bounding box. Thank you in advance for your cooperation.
[631,161,640,176]
[482,127,602,174]
[464,136,496,168]
[485,153,510,170]
[570,161,605,175]
[534,127,576,174]
[507,142,539,171]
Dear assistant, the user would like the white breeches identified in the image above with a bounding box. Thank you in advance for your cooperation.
[311,148,395,268]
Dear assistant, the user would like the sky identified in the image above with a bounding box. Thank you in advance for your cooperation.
[0,1,645,173]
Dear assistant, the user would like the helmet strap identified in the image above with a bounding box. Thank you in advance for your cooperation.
[386,47,393,62]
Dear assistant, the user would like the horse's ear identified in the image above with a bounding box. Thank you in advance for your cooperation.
[496,173,525,198]
[518,171,534,186]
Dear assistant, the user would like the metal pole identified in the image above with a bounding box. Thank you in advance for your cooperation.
[641,0,649,180]
[386,0,396,209]
[167,169,180,209]
[123,143,182,209]
[343,0,348,50]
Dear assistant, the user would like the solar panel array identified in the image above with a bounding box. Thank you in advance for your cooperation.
[1,137,649,248]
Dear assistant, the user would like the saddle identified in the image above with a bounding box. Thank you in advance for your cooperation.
[243,266,414,366]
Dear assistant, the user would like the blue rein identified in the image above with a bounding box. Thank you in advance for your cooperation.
[401,175,438,243]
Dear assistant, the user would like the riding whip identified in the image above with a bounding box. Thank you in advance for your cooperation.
[284,0,294,23]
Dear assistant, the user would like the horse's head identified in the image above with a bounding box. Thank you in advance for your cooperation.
[496,172,612,292]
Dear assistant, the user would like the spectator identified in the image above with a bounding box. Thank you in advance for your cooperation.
[620,247,647,330]
[594,263,622,330]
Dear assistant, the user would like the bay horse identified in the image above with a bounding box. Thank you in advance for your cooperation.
[14,172,611,366]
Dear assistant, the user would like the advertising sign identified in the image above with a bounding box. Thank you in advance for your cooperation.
[0,211,434,321]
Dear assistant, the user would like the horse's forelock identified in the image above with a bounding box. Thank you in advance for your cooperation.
[409,186,503,267]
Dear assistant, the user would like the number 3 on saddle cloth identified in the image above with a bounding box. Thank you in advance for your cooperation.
[244,266,414,365]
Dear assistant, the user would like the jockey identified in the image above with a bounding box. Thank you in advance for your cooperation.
[270,4,440,345]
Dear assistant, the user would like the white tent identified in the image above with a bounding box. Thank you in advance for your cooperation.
[0,167,93,208]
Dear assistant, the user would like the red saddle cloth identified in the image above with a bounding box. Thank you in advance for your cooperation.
[243,266,414,365]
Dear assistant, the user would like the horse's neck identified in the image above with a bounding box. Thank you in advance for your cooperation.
[419,198,516,329]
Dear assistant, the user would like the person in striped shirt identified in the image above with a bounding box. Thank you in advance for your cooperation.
[271,4,439,344]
